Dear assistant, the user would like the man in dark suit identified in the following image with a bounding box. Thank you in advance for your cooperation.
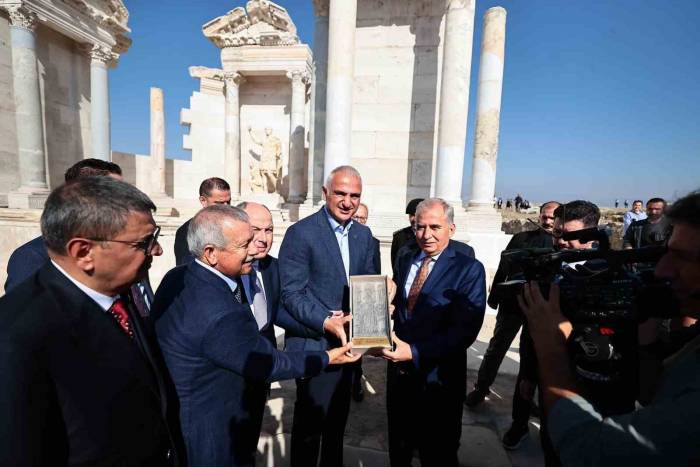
[4,158,124,293]
[382,198,486,467]
[279,165,380,467]
[173,177,231,266]
[0,176,185,466]
[390,198,423,272]
[465,201,560,449]
[153,205,359,467]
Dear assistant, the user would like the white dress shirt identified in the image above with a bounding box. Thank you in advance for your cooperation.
[324,206,353,282]
[195,259,238,294]
[51,260,118,312]
[403,251,442,298]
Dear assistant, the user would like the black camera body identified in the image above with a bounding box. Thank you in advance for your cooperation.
[493,227,677,415]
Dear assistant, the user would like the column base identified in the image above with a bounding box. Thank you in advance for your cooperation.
[149,194,177,217]
[7,188,50,210]
[454,206,503,233]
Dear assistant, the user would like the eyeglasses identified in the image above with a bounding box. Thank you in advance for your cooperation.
[88,226,161,256]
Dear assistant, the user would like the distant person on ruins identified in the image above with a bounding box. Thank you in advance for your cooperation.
[623,199,647,235]
[497,197,503,209]
[624,199,629,209]
[466,201,560,451]
[615,199,620,208]
[174,177,231,266]
[623,197,672,249]
[506,199,512,210]
[4,158,123,293]
[383,198,486,466]
[390,198,424,275]
[514,194,523,212]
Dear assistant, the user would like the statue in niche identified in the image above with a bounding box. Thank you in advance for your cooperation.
[248,126,282,193]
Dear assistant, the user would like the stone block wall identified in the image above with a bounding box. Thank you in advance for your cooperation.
[350,0,445,213]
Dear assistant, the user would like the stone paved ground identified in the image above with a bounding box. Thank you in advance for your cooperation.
[256,314,546,466]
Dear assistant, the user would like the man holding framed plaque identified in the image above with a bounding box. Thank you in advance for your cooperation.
[382,198,486,467]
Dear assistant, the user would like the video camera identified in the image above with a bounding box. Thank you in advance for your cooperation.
[493,227,678,414]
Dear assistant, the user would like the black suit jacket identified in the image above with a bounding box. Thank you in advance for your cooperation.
[174,219,193,266]
[0,263,185,467]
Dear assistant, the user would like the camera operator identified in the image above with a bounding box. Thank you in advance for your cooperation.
[520,190,700,466]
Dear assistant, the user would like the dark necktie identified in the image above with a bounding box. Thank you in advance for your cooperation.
[130,283,149,317]
[407,256,433,313]
[234,277,248,305]
[109,298,134,338]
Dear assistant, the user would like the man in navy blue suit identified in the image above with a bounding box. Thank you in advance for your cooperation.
[279,165,380,467]
[153,205,359,467]
[383,198,486,467]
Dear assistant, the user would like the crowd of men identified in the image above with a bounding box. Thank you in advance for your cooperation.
[0,157,698,467]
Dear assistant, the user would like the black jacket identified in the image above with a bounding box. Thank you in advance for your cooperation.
[0,263,186,467]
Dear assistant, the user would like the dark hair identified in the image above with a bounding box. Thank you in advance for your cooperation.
[41,176,156,254]
[553,200,600,228]
[199,177,230,197]
[647,197,667,207]
[64,158,122,182]
[406,198,424,215]
[539,201,560,213]
[666,190,700,228]
[633,200,643,205]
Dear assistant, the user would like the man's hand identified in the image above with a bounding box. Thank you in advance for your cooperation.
[517,282,572,343]
[323,313,351,346]
[381,332,412,362]
[326,343,361,365]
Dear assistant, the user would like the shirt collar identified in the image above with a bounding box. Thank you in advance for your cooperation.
[415,250,442,263]
[324,206,353,233]
[50,260,118,312]
[195,259,238,293]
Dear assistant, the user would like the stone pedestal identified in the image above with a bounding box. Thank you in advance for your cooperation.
[434,0,476,205]
[6,6,49,209]
[225,72,244,199]
[468,7,507,212]
[323,0,357,180]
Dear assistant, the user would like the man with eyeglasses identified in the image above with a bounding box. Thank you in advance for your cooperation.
[0,176,185,466]
[466,201,560,449]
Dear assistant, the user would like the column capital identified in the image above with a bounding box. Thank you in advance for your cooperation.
[447,0,475,11]
[287,69,310,85]
[223,71,245,87]
[4,4,38,31]
[312,0,329,17]
[80,44,118,65]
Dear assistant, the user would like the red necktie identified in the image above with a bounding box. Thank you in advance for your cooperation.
[109,298,134,339]
[407,256,433,313]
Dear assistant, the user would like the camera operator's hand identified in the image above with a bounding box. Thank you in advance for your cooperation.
[518,282,572,343]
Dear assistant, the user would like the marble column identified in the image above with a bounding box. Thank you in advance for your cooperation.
[150,87,167,196]
[4,5,49,208]
[469,7,507,211]
[224,72,244,199]
[323,0,356,181]
[309,0,328,203]
[88,45,114,161]
[434,0,476,205]
[287,70,308,203]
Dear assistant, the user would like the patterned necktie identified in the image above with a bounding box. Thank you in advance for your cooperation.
[407,256,433,313]
[250,273,268,330]
[130,283,149,318]
[109,298,134,338]
[234,277,247,305]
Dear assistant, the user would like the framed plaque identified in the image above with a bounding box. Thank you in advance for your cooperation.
[349,275,391,350]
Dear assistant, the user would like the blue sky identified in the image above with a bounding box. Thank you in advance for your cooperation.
[111,0,699,207]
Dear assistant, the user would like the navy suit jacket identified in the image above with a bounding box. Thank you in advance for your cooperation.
[393,242,486,387]
[392,239,474,278]
[240,255,320,346]
[278,208,379,352]
[153,261,329,467]
[5,236,48,293]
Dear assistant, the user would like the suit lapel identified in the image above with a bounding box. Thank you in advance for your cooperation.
[349,227,360,276]
[316,209,347,281]
[419,245,455,299]
[259,256,275,327]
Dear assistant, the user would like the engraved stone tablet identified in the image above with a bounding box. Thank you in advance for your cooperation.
[349,275,391,349]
